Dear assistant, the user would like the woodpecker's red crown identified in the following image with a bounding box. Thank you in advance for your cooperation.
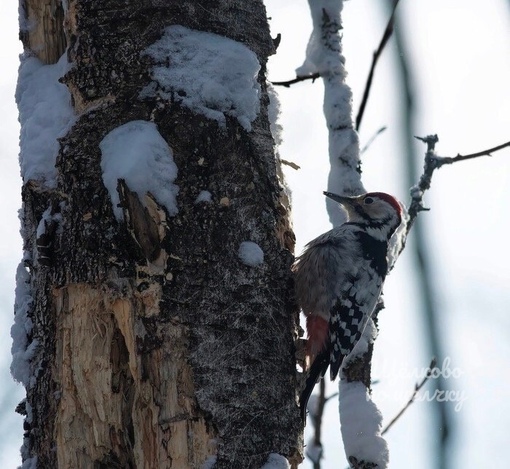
[324,191,402,227]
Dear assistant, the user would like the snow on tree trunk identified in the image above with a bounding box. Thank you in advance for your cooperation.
[13,1,302,468]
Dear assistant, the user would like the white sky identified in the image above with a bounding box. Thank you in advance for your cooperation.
[1,1,510,468]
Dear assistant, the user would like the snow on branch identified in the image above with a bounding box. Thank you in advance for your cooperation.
[297,0,364,227]
[271,0,400,137]
[295,1,390,467]
[339,381,389,469]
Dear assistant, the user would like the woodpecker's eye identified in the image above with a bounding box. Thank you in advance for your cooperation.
[364,197,374,205]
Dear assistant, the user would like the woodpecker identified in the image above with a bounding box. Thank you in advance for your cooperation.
[293,191,402,420]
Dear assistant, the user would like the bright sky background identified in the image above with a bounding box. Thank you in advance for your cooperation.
[1,1,510,468]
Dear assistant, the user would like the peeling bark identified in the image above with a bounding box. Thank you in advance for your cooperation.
[53,283,208,468]
[16,1,302,468]
[21,0,66,64]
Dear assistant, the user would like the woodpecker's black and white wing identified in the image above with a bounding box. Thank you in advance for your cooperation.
[329,293,363,379]
[329,231,387,379]
[328,287,373,379]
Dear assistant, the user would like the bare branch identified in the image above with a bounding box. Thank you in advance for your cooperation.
[281,159,301,170]
[381,358,437,436]
[355,0,401,131]
[306,379,326,468]
[271,73,321,88]
[441,139,510,164]
[306,384,339,469]
[405,134,438,232]
[406,135,510,235]
[325,391,339,402]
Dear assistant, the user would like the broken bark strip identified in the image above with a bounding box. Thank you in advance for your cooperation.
[17,1,301,468]
[21,0,66,64]
[53,283,209,468]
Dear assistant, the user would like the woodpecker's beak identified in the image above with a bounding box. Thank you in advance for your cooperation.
[323,191,356,208]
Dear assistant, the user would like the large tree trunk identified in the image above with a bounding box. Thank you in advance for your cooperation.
[14,1,302,468]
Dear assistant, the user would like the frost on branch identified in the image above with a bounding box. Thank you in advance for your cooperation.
[142,25,261,131]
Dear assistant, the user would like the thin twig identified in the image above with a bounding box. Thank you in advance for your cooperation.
[306,379,326,469]
[271,73,321,88]
[360,126,387,154]
[306,384,339,468]
[355,0,401,131]
[281,159,301,170]
[325,391,339,402]
[381,357,437,436]
[441,139,510,164]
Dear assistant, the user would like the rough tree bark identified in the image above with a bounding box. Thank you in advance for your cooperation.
[15,1,302,468]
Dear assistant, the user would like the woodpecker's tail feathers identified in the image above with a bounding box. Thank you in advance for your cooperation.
[299,349,329,422]
[329,351,345,381]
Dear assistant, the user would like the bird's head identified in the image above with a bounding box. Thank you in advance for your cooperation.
[324,191,402,236]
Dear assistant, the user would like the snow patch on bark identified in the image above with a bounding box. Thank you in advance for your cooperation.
[142,25,261,131]
[11,263,36,387]
[16,53,75,189]
[201,456,216,469]
[260,453,290,469]
[100,120,179,220]
[195,190,213,204]
[238,241,264,267]
[267,84,283,148]
[20,456,37,469]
